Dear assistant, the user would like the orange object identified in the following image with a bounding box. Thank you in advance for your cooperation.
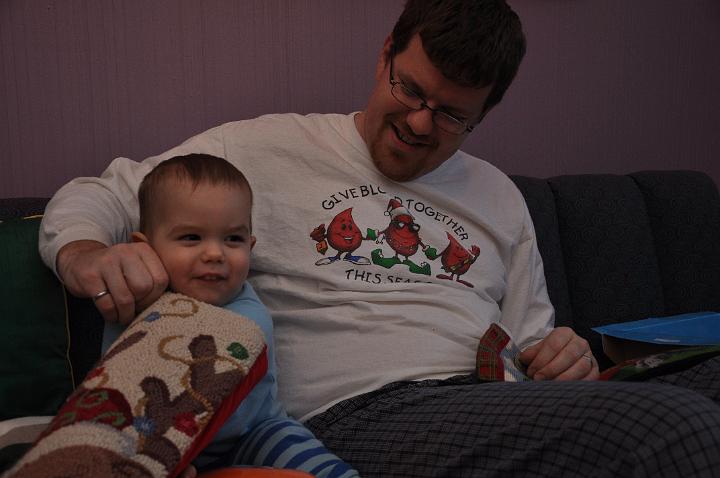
[316,239,328,254]
[199,468,315,478]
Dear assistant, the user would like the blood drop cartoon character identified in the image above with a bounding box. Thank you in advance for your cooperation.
[370,199,431,275]
[437,232,480,288]
[310,208,369,265]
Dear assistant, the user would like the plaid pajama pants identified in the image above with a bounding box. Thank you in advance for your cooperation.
[306,358,720,477]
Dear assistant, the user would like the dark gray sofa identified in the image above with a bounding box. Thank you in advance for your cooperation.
[2,170,719,376]
[512,170,720,368]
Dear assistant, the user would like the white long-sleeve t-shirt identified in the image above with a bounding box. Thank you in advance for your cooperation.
[40,112,554,421]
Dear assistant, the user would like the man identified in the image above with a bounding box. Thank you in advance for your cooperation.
[40,0,720,476]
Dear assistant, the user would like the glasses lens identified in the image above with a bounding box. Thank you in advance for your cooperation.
[392,84,422,110]
[390,82,469,134]
[434,112,466,134]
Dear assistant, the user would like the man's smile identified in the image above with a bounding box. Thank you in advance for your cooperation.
[391,123,427,147]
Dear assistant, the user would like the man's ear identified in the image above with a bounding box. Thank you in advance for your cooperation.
[131,231,149,244]
[250,235,257,251]
[375,35,393,81]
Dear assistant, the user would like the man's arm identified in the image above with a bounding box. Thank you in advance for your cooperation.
[499,202,599,380]
[40,125,227,323]
[39,156,167,324]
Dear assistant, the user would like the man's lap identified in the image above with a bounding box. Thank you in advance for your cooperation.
[647,353,720,402]
[307,359,720,477]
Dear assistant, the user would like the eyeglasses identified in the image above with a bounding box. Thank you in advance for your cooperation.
[389,56,477,135]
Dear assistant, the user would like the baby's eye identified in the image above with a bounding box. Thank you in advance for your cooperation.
[179,234,201,241]
[226,235,245,243]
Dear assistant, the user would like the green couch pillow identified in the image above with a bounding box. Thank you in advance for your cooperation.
[0,216,74,421]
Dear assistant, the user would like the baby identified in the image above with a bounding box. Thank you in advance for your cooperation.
[103,153,357,477]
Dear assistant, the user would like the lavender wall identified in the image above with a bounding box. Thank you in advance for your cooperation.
[2,0,719,198]
[476,1,720,180]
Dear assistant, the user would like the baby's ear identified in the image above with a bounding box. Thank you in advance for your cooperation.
[250,235,257,250]
[131,231,149,244]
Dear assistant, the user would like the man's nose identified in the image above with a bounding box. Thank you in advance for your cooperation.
[405,106,434,136]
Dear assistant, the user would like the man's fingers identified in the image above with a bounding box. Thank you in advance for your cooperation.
[102,265,137,324]
[112,243,169,323]
[525,328,573,378]
[553,351,599,381]
[56,240,169,325]
[57,241,123,322]
[90,284,117,323]
[581,355,600,381]
[121,257,155,301]
[84,244,137,324]
[525,327,594,380]
[56,240,107,297]
[120,243,167,304]
[132,243,169,310]
[518,342,539,366]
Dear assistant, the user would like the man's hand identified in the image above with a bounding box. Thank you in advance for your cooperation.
[519,327,599,381]
[57,240,169,324]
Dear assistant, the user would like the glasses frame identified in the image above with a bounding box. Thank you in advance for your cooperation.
[388,56,477,135]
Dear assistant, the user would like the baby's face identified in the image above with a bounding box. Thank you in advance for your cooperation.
[145,180,255,306]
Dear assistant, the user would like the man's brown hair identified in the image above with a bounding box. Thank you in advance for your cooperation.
[390,0,526,115]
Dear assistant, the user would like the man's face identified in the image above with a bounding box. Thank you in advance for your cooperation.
[356,33,492,182]
[138,180,255,306]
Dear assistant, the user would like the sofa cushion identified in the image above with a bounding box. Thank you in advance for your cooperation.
[0,216,74,420]
[65,294,104,385]
[548,175,665,368]
[630,171,720,315]
[0,198,104,389]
